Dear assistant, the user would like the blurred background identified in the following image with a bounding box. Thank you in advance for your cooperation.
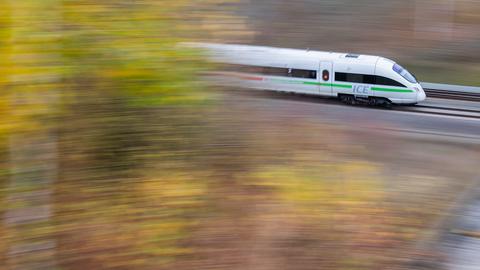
[0,0,479,269]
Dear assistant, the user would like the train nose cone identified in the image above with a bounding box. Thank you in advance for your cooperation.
[417,88,426,102]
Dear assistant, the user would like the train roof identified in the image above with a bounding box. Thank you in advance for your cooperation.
[195,43,382,66]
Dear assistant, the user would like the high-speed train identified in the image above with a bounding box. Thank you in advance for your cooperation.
[193,43,426,106]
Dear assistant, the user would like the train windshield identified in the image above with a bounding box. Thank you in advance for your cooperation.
[393,64,417,83]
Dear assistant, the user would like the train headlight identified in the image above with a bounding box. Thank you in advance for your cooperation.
[413,87,420,92]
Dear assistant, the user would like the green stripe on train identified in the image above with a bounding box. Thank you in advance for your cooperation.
[307,82,412,92]
[270,78,304,84]
[269,78,412,92]
[303,82,352,88]
[371,87,414,93]
[329,83,352,88]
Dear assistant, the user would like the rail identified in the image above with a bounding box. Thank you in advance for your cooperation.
[421,82,480,102]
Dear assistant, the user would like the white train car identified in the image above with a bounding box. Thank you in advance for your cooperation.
[196,43,426,106]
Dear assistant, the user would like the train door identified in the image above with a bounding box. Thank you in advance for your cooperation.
[319,61,333,96]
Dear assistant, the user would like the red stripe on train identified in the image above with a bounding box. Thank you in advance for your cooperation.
[233,74,264,81]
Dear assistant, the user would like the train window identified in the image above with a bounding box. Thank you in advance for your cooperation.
[247,65,264,74]
[220,63,241,72]
[335,72,406,87]
[393,64,417,83]
[335,72,363,83]
[263,67,288,76]
[221,64,263,74]
[291,69,317,79]
[322,70,329,81]
[220,64,318,79]
[363,75,375,84]
[375,76,406,87]
[335,72,347,82]
[346,73,364,83]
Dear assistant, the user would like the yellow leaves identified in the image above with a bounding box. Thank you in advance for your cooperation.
[253,157,384,209]
[137,173,207,208]
[247,151,419,266]
[0,0,250,116]
[255,169,330,203]
[54,170,207,267]
[0,0,247,267]
[129,172,208,258]
[0,0,221,143]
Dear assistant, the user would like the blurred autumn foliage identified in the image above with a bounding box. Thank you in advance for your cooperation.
[0,0,248,269]
[1,1,478,270]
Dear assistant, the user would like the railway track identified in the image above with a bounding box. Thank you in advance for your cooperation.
[402,104,480,120]
[424,89,480,102]
[422,82,480,102]
[228,86,480,120]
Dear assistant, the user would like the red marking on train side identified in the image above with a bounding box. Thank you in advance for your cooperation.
[237,75,264,81]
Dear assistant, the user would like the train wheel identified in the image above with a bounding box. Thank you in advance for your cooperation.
[340,95,356,105]
[370,97,392,108]
[381,99,393,109]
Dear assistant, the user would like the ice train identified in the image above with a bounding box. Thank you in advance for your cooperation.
[196,43,426,106]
